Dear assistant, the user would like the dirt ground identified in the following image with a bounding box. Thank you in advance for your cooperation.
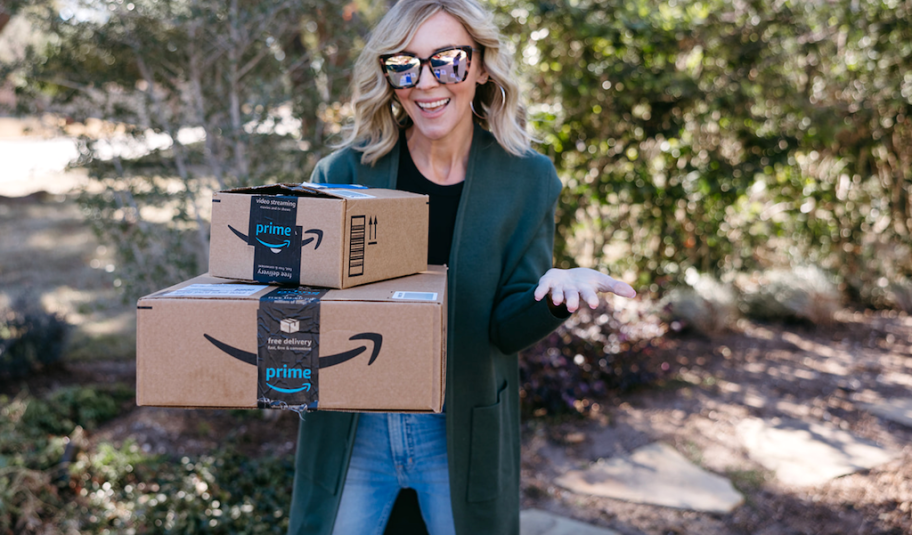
[3,191,911,535]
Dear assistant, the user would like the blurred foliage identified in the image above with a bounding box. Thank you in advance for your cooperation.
[4,0,911,304]
[0,386,127,533]
[21,384,134,436]
[0,297,69,380]
[70,441,295,534]
[494,0,912,304]
[6,0,386,297]
[0,389,295,534]
[520,298,672,416]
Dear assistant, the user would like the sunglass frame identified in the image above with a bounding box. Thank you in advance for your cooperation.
[379,46,478,89]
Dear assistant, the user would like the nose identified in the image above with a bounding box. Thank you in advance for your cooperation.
[414,62,440,90]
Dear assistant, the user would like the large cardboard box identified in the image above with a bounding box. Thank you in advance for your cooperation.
[136,267,446,412]
[209,183,428,289]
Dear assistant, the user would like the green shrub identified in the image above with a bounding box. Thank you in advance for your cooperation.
[70,441,295,534]
[0,298,69,380]
[520,298,673,417]
[21,385,133,437]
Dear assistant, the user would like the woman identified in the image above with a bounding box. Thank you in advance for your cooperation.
[288,1,636,534]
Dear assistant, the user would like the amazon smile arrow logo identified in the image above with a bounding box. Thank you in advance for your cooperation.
[204,332,382,368]
[230,225,323,251]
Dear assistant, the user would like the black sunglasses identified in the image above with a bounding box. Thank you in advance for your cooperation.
[379,46,480,89]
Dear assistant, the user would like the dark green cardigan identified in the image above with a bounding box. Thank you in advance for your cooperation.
[288,124,568,535]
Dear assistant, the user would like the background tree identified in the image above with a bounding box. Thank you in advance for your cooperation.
[10,0,383,297]
[495,0,911,303]
[5,0,911,305]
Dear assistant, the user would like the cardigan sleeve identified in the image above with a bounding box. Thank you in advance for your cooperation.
[488,165,570,355]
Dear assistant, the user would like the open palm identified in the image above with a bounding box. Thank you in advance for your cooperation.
[534,267,637,313]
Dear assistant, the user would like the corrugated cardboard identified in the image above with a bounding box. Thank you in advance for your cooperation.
[208,183,429,289]
[136,267,447,412]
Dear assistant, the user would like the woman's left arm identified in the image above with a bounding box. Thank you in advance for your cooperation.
[489,207,569,355]
[489,159,636,354]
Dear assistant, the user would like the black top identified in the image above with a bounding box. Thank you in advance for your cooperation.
[396,132,465,266]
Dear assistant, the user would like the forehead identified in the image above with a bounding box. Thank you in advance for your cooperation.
[403,11,474,54]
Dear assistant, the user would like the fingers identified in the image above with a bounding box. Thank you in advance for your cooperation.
[579,286,600,309]
[594,273,636,299]
[610,279,637,299]
[534,268,561,301]
[533,283,549,302]
[534,278,552,301]
[550,285,564,306]
[564,288,579,312]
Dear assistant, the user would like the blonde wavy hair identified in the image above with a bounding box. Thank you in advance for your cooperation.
[340,0,531,165]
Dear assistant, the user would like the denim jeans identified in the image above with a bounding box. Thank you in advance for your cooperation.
[331,413,455,535]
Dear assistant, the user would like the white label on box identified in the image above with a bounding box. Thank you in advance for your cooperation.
[167,284,268,297]
[327,190,375,199]
[392,291,438,301]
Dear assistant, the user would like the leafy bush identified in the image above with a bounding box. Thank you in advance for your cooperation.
[21,384,133,436]
[69,441,295,534]
[501,0,912,296]
[0,394,73,533]
[520,297,671,417]
[0,298,69,380]
[1,387,295,534]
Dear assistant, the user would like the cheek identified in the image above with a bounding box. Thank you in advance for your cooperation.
[453,83,477,104]
[394,88,411,103]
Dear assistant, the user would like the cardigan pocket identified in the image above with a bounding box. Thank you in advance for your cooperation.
[466,380,511,503]
[295,412,356,496]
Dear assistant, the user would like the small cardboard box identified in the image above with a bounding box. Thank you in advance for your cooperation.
[209,183,428,289]
[136,267,447,412]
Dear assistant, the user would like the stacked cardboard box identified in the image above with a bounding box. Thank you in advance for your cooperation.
[208,183,429,288]
[136,184,445,413]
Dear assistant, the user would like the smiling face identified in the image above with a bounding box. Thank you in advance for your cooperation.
[392,11,487,145]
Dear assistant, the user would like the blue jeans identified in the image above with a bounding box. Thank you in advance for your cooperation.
[331,413,455,535]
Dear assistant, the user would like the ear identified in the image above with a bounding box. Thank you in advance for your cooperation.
[476,61,489,84]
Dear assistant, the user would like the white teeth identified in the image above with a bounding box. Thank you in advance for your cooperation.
[417,98,450,110]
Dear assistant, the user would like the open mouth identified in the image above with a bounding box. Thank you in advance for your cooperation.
[416,98,450,113]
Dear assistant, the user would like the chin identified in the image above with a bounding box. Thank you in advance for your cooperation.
[408,110,472,141]
[412,122,456,140]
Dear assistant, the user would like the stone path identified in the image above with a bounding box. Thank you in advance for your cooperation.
[863,397,912,429]
[554,442,744,514]
[541,409,900,531]
[520,509,620,535]
[735,417,899,487]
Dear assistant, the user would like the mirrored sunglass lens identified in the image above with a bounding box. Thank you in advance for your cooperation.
[384,55,420,87]
[430,49,468,84]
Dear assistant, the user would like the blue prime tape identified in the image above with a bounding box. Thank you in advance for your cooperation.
[256,287,327,411]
